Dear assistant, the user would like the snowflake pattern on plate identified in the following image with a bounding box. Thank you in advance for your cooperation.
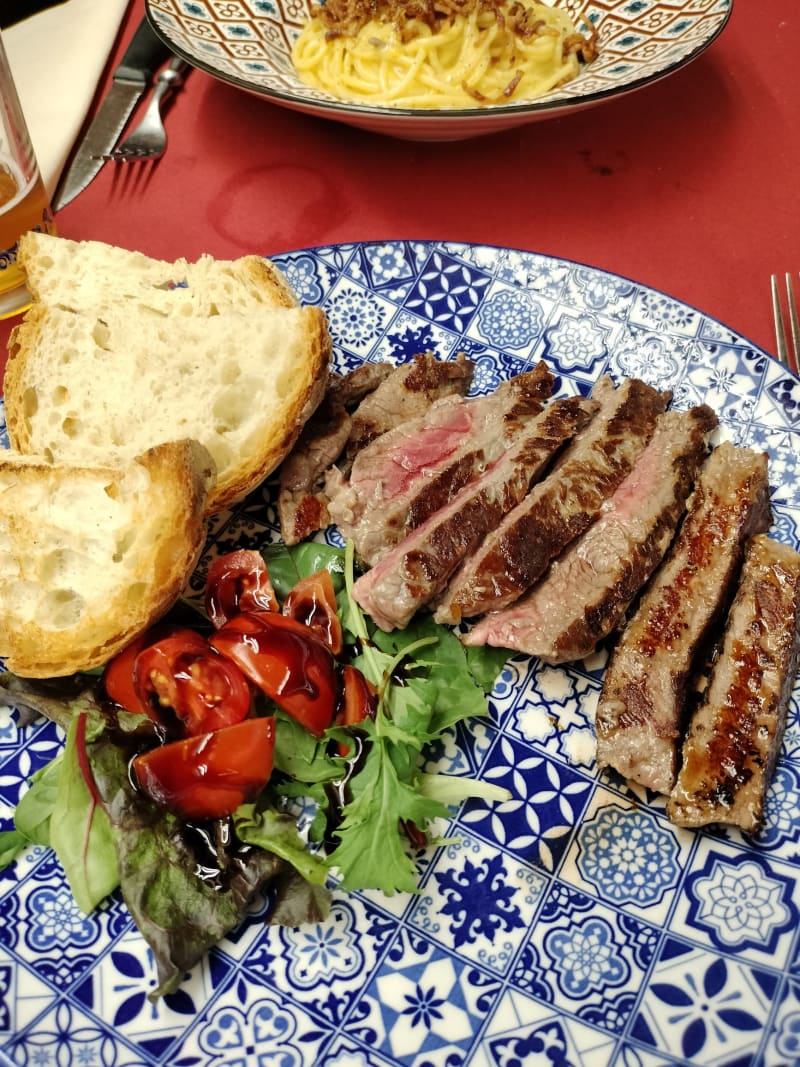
[1,241,799,1066]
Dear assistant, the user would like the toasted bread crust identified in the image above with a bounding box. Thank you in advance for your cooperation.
[16,233,298,313]
[0,440,215,677]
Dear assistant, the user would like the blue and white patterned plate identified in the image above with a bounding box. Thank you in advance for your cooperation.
[1,241,799,1067]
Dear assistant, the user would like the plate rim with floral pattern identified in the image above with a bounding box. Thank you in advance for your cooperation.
[1,239,799,1067]
[144,0,733,140]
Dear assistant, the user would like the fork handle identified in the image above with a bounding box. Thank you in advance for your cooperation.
[152,57,190,101]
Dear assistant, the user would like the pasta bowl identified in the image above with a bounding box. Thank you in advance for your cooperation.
[145,0,732,141]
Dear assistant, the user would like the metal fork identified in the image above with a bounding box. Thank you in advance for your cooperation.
[106,56,190,162]
[771,273,800,375]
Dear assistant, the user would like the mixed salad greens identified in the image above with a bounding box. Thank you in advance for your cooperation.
[0,541,510,997]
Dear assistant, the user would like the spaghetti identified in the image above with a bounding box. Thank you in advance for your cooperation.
[291,0,597,109]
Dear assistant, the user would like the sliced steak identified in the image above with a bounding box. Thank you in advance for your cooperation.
[666,535,800,833]
[328,362,555,566]
[435,376,669,624]
[278,363,394,544]
[328,362,395,407]
[464,404,719,662]
[344,351,476,463]
[351,395,597,632]
[594,442,772,795]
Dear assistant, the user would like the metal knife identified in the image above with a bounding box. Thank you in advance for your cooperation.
[52,16,172,211]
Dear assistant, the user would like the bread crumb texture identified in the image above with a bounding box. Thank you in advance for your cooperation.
[0,440,214,676]
[6,304,331,513]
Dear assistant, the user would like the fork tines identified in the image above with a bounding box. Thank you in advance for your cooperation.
[771,273,800,375]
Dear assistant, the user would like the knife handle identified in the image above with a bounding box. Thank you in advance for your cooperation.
[115,17,171,87]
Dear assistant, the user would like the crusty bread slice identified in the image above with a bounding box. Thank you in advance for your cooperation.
[0,440,215,677]
[5,302,331,514]
[16,232,298,316]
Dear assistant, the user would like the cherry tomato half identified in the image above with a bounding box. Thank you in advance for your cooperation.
[134,632,252,736]
[132,717,276,821]
[205,549,278,629]
[103,624,205,718]
[282,569,343,656]
[210,611,338,737]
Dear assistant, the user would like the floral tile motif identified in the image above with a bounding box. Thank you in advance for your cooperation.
[670,838,800,969]
[513,880,660,1031]
[409,832,547,974]
[1,241,799,1066]
[561,786,695,926]
[630,940,778,1065]
[347,929,503,1066]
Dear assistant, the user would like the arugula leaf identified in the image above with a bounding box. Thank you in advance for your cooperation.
[322,540,510,894]
[464,642,512,694]
[330,710,451,894]
[49,714,119,914]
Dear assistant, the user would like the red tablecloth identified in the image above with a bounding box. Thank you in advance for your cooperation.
[1,0,797,380]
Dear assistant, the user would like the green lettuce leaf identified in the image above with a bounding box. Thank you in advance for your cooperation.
[14,754,63,847]
[234,803,331,887]
[49,715,119,914]
[0,830,29,867]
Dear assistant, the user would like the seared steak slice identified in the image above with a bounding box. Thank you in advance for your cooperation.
[351,395,597,632]
[435,376,669,624]
[278,402,351,545]
[278,363,394,544]
[328,362,555,566]
[667,535,800,833]
[464,404,718,662]
[594,442,772,795]
[344,351,476,463]
[328,362,394,407]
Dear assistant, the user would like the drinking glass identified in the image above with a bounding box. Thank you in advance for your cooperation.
[0,28,55,319]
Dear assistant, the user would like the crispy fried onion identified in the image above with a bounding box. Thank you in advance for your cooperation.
[314,0,599,67]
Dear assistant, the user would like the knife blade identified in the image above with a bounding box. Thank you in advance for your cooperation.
[52,16,171,211]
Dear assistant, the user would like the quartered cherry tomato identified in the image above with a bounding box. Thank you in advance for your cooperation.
[210,611,338,737]
[205,549,279,629]
[338,665,378,728]
[282,569,343,655]
[104,631,154,717]
[134,631,252,736]
[132,717,276,821]
[103,624,204,718]
[334,664,378,757]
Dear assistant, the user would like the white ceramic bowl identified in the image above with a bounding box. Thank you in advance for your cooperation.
[145,0,732,141]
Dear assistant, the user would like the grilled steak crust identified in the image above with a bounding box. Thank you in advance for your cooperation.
[464,404,718,662]
[594,442,772,795]
[666,535,800,833]
[435,376,669,624]
[344,350,475,462]
[351,395,597,632]
[328,362,555,566]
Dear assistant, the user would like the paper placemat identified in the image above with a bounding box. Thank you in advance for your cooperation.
[5,0,130,199]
